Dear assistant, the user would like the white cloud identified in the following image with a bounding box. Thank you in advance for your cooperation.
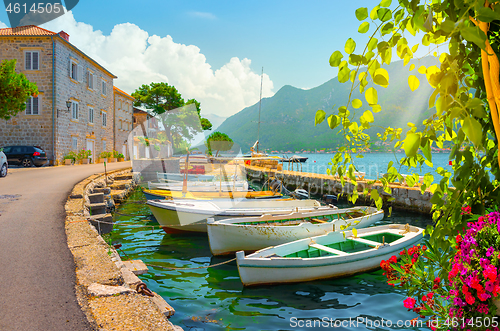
[0,21,7,29]
[32,11,273,117]
[188,11,217,20]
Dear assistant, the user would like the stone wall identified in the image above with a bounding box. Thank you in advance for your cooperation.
[54,38,115,164]
[113,88,134,159]
[0,37,55,156]
[245,165,434,214]
[0,35,116,164]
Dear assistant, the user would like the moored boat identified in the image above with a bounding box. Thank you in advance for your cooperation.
[157,172,215,182]
[146,198,335,233]
[207,206,384,256]
[142,188,282,201]
[236,224,423,286]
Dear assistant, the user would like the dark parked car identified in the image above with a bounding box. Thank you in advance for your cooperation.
[1,146,48,167]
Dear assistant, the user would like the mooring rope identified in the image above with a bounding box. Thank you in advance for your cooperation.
[145,258,237,270]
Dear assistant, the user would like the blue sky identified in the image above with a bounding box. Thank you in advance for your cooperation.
[0,0,394,117]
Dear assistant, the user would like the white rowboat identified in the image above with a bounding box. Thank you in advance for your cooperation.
[207,206,384,256]
[146,199,336,233]
[236,224,423,286]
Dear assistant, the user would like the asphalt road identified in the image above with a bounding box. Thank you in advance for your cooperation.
[0,161,131,331]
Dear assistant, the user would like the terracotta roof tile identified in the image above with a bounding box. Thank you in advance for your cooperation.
[0,25,56,36]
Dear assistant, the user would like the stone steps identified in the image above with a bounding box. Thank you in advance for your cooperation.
[87,213,113,235]
[86,202,107,215]
[88,193,104,204]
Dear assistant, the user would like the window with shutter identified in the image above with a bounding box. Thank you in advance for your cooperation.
[88,71,94,89]
[101,79,107,95]
[72,101,79,120]
[102,112,107,127]
[78,65,83,83]
[72,137,78,150]
[88,107,94,123]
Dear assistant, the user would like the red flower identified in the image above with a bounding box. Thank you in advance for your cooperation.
[456,235,462,244]
[404,297,416,309]
[389,255,397,264]
[422,295,427,302]
[427,292,434,299]
[400,250,406,255]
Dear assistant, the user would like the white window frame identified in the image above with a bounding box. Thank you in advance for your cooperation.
[72,137,78,150]
[71,101,79,120]
[69,59,83,82]
[25,96,40,115]
[88,107,94,124]
[101,79,107,96]
[102,111,107,127]
[25,51,39,70]
[103,140,106,151]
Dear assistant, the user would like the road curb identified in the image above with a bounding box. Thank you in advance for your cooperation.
[64,168,182,331]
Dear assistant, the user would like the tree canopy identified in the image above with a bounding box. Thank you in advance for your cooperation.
[0,59,38,120]
[205,131,234,156]
[132,82,212,147]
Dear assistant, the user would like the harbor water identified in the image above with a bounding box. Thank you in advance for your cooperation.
[275,152,452,182]
[110,187,433,331]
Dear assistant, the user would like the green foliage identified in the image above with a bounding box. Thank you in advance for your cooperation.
[0,59,38,120]
[112,150,120,158]
[77,149,91,160]
[205,131,234,156]
[131,82,213,144]
[317,0,500,323]
[63,151,77,161]
[100,151,110,159]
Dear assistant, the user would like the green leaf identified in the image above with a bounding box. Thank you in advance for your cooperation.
[409,63,415,71]
[358,22,370,34]
[440,19,456,34]
[466,98,487,118]
[352,228,358,238]
[327,114,339,129]
[476,7,500,23]
[462,116,483,147]
[377,8,392,22]
[352,99,362,109]
[380,0,391,7]
[362,110,374,123]
[403,132,420,157]
[365,87,378,105]
[355,7,368,21]
[345,38,356,54]
[372,104,381,113]
[338,66,350,83]
[371,188,380,201]
[329,51,343,67]
[367,38,378,51]
[373,68,389,87]
[408,75,420,91]
[421,140,432,162]
[460,26,487,50]
[315,109,326,126]
[370,6,380,20]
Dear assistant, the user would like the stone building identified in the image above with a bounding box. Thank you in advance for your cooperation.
[0,25,116,164]
[113,86,134,160]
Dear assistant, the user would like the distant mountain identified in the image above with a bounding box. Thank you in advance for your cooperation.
[216,57,439,152]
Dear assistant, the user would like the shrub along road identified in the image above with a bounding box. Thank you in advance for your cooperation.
[0,162,131,331]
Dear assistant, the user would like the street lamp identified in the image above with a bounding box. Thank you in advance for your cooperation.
[58,99,73,117]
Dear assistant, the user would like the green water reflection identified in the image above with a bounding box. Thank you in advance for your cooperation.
[110,188,432,330]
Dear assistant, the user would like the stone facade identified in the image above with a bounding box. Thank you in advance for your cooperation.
[113,87,134,160]
[0,26,117,165]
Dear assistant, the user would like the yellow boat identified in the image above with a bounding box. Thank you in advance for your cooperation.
[142,188,283,200]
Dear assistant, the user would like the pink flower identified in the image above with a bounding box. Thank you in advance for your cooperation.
[403,297,416,309]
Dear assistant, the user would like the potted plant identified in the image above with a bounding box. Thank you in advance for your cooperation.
[98,151,109,163]
[63,151,77,165]
[109,150,118,163]
[77,149,91,164]
[117,153,125,162]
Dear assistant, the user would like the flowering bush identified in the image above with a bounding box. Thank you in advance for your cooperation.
[448,211,500,323]
[381,211,500,330]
